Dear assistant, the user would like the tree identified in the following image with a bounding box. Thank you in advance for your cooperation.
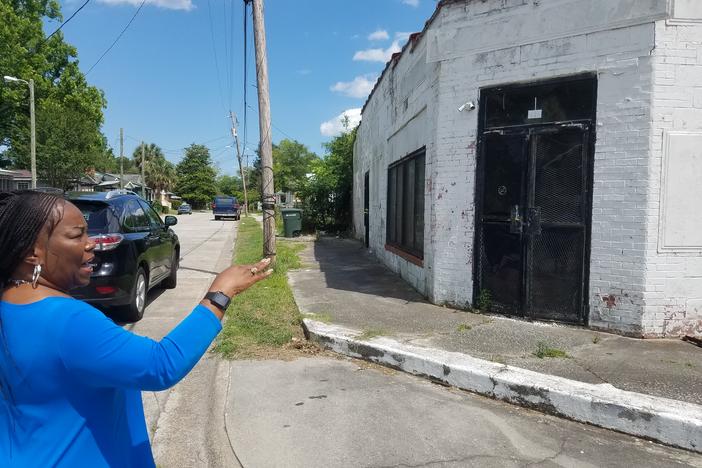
[299,126,357,231]
[175,144,217,209]
[132,142,176,195]
[216,174,243,199]
[272,139,318,194]
[0,0,107,186]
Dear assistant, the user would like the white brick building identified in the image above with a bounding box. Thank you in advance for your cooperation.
[353,0,702,337]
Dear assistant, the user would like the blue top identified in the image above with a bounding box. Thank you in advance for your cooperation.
[0,297,222,467]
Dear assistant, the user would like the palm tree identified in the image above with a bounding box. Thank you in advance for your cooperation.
[132,143,176,203]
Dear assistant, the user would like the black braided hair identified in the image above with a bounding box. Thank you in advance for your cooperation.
[0,190,64,403]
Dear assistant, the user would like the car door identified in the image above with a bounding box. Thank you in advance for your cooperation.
[139,200,173,282]
[123,199,160,286]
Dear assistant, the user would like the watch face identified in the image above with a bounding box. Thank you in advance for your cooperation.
[207,292,230,310]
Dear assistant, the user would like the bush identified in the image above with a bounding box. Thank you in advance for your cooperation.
[171,200,182,210]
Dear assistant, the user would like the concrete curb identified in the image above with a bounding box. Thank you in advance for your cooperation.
[302,319,702,453]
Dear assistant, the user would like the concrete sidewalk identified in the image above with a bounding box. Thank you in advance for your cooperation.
[288,238,702,453]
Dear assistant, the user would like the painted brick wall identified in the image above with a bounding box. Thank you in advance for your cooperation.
[354,0,702,336]
[643,19,702,337]
[353,36,439,295]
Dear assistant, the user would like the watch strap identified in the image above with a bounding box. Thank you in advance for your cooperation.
[204,291,231,311]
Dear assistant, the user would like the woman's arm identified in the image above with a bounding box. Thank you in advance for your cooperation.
[58,258,272,391]
[58,303,222,391]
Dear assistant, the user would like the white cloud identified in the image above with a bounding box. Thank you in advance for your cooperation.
[402,0,419,6]
[368,29,389,41]
[330,74,377,99]
[353,39,403,63]
[97,0,194,11]
[320,108,362,137]
[395,31,412,41]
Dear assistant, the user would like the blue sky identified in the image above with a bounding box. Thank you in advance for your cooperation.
[53,0,438,175]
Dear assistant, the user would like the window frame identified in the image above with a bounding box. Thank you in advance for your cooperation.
[386,147,426,262]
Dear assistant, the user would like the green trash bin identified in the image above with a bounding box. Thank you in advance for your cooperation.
[281,208,303,237]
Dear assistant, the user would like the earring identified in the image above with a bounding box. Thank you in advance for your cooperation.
[31,264,42,289]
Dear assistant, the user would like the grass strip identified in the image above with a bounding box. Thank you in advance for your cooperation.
[214,216,304,359]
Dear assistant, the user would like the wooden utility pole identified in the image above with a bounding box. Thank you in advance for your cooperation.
[229,111,249,216]
[141,141,146,199]
[248,0,276,258]
[119,128,124,189]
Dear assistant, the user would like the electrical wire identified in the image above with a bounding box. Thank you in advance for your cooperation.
[86,0,147,75]
[45,0,92,41]
[206,0,227,115]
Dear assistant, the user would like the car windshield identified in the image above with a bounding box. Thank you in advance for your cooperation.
[72,201,121,234]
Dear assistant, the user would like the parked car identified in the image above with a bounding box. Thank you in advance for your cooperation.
[212,196,240,220]
[177,203,192,215]
[67,190,180,323]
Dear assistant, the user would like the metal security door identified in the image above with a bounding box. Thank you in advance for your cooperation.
[477,132,528,316]
[476,125,591,323]
[526,125,590,323]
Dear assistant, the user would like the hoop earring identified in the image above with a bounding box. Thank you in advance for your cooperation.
[31,264,42,289]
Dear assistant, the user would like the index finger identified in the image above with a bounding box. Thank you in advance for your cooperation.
[253,257,272,271]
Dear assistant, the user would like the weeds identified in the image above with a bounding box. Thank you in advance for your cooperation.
[533,341,569,359]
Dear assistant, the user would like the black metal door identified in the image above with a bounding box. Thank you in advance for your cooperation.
[364,171,370,248]
[526,125,590,323]
[477,124,591,323]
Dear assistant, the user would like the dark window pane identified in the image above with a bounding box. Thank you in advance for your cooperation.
[386,148,426,258]
[403,161,415,248]
[387,167,396,244]
[414,154,425,253]
[484,77,595,128]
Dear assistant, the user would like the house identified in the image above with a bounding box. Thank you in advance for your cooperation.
[353,0,702,338]
[93,172,154,201]
[0,169,33,191]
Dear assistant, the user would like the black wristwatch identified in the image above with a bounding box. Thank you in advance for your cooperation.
[204,291,232,312]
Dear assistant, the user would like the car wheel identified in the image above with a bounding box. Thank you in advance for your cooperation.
[162,251,178,289]
[123,268,147,322]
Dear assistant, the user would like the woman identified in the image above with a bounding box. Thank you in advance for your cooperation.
[0,190,272,467]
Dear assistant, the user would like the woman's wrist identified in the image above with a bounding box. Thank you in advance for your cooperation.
[199,299,225,320]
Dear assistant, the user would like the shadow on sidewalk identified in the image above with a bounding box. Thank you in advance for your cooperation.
[289,237,702,406]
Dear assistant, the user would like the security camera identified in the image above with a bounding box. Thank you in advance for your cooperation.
[458,101,476,112]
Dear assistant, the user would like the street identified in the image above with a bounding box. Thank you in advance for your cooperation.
[126,213,701,468]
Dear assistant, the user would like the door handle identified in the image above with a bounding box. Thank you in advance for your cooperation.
[509,205,523,234]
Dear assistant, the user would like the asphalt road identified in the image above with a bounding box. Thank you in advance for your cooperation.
[126,212,701,468]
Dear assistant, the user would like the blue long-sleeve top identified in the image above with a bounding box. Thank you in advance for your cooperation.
[0,296,222,467]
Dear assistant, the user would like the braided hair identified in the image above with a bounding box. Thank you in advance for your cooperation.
[0,190,64,403]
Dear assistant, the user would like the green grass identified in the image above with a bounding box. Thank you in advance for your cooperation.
[457,323,472,332]
[213,216,305,358]
[533,341,570,359]
[356,328,385,341]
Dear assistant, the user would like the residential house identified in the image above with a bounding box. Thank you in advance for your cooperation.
[353,0,702,337]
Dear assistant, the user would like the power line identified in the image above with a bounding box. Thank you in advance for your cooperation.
[45,0,92,41]
[206,0,227,115]
[86,0,147,75]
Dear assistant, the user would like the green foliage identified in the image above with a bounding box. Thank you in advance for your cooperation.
[272,139,318,194]
[298,126,356,232]
[132,143,176,195]
[216,174,244,200]
[533,342,569,359]
[0,0,108,186]
[214,216,304,358]
[457,324,472,332]
[170,200,182,210]
[174,144,217,209]
[477,289,493,312]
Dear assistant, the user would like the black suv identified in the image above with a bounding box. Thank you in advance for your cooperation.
[68,190,180,322]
